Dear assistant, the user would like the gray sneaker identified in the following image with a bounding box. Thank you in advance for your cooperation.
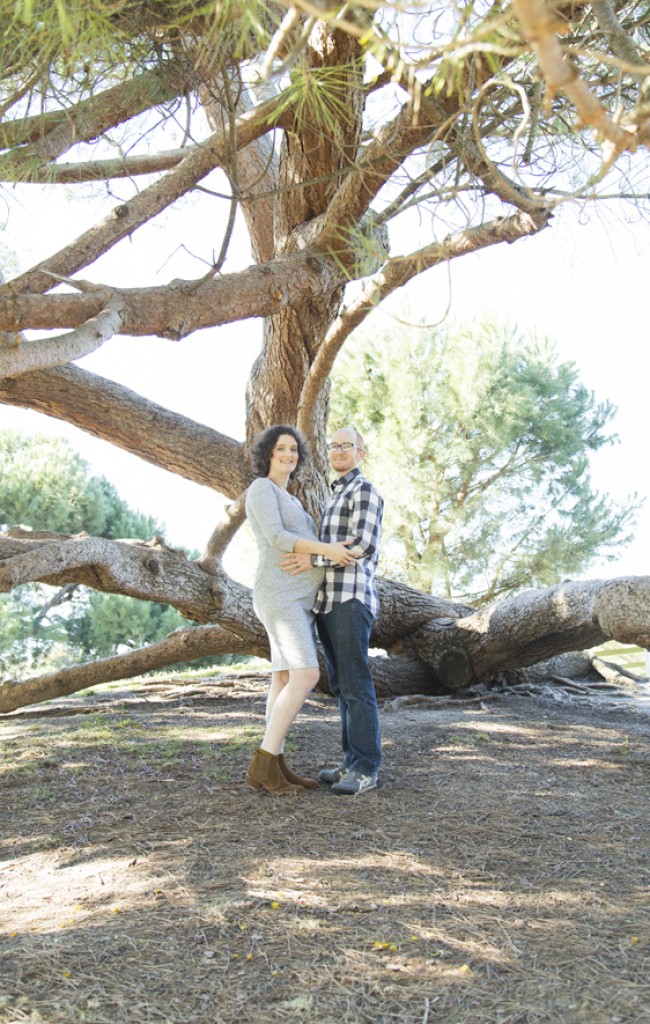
[331,770,378,796]
[318,763,348,785]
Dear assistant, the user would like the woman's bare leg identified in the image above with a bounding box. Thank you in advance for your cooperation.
[266,670,289,726]
[260,668,319,755]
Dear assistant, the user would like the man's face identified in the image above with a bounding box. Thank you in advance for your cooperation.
[327,428,364,475]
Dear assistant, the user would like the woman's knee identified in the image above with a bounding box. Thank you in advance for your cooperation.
[290,667,319,693]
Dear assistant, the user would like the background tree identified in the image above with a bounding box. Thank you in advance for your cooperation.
[64,591,193,660]
[0,430,193,673]
[0,1,649,712]
[330,323,638,605]
[0,585,70,676]
[0,430,161,537]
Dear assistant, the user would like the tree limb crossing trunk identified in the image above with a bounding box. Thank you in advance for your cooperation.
[406,577,650,691]
[1,527,648,713]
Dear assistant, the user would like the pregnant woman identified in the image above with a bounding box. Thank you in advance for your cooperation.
[244,424,359,795]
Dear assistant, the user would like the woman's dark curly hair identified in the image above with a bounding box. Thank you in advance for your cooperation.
[250,424,310,479]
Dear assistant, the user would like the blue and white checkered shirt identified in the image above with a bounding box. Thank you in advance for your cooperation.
[313,468,383,617]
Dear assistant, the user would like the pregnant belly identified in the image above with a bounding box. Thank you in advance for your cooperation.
[255,565,325,604]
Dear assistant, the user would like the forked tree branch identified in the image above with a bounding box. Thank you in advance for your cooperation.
[590,0,644,68]
[0,296,125,378]
[512,0,640,161]
[298,208,550,440]
[0,93,286,298]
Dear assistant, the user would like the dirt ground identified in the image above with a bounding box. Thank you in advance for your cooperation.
[1,672,649,1024]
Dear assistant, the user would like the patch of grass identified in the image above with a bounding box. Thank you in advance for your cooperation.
[138,736,186,762]
[31,833,60,851]
[1,761,38,783]
[591,641,649,677]
[73,713,118,740]
[207,763,237,782]
[449,734,475,747]
[222,723,265,753]
[137,660,263,684]
[71,713,147,749]
[609,735,631,757]
[31,784,55,802]
[112,715,144,732]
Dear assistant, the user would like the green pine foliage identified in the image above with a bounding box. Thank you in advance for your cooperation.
[0,429,162,538]
[330,321,638,605]
[0,585,70,675]
[65,591,184,660]
[0,431,244,673]
[0,430,187,673]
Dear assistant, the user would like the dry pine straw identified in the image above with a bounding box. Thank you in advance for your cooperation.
[1,677,649,1024]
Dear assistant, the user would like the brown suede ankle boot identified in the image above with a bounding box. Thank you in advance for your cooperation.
[245,748,303,794]
[278,754,318,789]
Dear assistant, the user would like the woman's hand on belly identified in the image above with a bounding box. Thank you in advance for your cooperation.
[279,552,313,575]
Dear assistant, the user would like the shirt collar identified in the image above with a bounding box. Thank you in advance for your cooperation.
[331,467,361,491]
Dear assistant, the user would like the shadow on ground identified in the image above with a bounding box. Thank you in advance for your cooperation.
[1,675,649,1024]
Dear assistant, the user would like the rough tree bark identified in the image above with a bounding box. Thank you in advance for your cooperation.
[0,2,648,711]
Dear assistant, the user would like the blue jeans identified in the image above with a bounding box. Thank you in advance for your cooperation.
[316,599,381,776]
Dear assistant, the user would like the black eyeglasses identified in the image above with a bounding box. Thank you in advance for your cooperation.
[326,442,358,452]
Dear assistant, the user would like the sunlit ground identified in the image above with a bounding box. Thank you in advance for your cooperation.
[1,676,649,1024]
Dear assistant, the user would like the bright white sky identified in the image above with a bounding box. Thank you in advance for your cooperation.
[1,173,648,585]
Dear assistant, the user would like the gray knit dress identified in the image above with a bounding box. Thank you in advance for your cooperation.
[245,477,326,671]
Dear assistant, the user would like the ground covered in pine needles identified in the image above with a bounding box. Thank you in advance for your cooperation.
[1,672,649,1024]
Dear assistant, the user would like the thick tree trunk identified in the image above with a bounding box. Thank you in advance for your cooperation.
[405,577,650,691]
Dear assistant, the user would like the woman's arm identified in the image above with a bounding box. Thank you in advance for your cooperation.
[293,535,358,565]
[245,480,357,565]
[245,479,298,552]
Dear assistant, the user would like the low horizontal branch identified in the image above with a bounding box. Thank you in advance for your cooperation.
[0,533,233,625]
[409,576,650,689]
[0,624,267,715]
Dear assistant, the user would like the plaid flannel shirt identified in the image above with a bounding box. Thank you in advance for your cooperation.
[313,468,383,617]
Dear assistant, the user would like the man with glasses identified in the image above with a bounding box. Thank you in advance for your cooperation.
[281,426,384,795]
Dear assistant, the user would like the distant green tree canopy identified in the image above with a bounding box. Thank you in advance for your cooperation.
[64,591,185,660]
[0,429,161,538]
[330,322,638,605]
[0,430,240,674]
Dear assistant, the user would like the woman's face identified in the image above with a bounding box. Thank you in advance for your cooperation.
[269,433,299,477]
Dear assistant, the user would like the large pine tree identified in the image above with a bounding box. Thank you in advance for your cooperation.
[0,1,649,711]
